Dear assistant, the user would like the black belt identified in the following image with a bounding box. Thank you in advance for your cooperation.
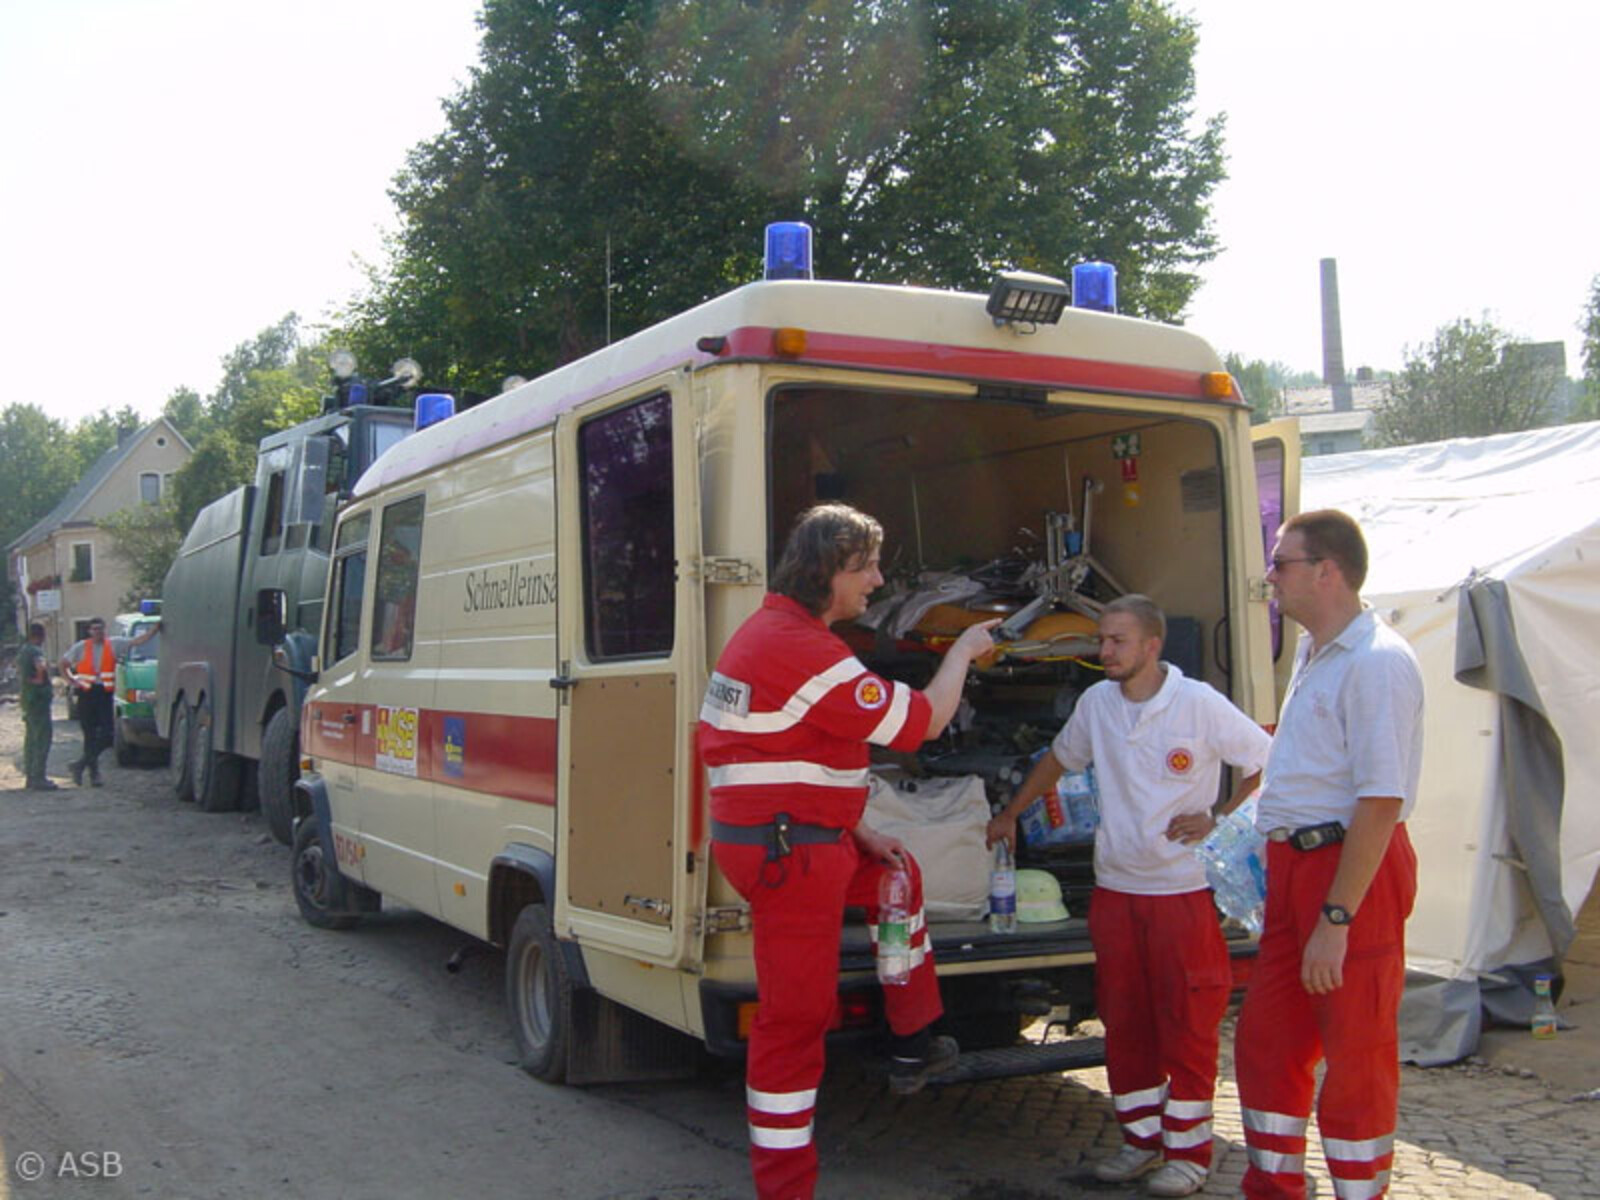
[1266,821,1346,851]
[712,815,845,860]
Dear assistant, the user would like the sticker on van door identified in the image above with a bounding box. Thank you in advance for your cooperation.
[375,705,420,777]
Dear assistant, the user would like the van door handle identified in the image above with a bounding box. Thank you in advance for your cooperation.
[342,711,358,724]
[549,676,576,691]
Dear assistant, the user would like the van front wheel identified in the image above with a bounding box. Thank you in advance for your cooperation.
[291,819,358,931]
[506,904,571,1083]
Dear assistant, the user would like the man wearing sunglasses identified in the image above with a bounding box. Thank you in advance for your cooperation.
[1236,510,1424,1200]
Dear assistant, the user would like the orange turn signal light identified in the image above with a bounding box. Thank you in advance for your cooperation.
[773,327,808,357]
[1202,371,1236,400]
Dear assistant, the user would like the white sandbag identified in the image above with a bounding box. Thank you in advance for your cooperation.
[864,772,991,922]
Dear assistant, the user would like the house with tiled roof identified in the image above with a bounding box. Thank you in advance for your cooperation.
[7,418,191,660]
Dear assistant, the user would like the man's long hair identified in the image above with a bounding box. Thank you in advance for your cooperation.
[771,504,882,616]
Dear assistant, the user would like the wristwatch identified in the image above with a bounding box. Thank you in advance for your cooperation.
[1321,903,1353,926]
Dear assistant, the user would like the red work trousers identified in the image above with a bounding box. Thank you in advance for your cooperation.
[1235,825,1417,1200]
[1089,887,1231,1168]
[713,836,943,1200]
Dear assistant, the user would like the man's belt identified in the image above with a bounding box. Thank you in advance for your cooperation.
[1266,821,1346,851]
[712,814,845,861]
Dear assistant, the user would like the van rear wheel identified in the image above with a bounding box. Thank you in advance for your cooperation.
[507,903,572,1083]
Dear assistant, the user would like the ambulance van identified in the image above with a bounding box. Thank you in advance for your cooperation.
[286,265,1298,1085]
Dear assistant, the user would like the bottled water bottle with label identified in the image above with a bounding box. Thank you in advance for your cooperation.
[1532,974,1558,1039]
[877,865,912,986]
[1195,796,1267,935]
[989,839,1018,934]
[1060,766,1100,840]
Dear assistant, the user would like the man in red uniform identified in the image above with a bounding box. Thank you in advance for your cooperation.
[700,503,997,1200]
[1235,511,1423,1200]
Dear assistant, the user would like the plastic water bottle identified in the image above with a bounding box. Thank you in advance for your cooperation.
[1532,974,1558,1039]
[877,866,912,986]
[1195,799,1266,935]
[1061,767,1100,840]
[989,839,1018,933]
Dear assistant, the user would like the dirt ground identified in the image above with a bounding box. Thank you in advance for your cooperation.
[5,697,1600,1200]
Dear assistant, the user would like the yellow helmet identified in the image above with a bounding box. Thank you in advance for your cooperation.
[1016,869,1069,923]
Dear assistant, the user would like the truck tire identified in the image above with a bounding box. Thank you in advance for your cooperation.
[191,695,239,813]
[114,719,136,767]
[507,903,572,1083]
[259,707,298,845]
[169,701,195,802]
[291,818,359,931]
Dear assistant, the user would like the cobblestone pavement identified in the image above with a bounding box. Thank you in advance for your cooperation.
[787,1014,1600,1199]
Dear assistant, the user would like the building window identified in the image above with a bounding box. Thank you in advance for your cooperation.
[71,543,94,583]
[579,393,675,660]
[371,495,424,662]
[140,472,161,504]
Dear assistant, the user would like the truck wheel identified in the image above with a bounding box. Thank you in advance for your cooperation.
[114,720,136,767]
[291,818,358,931]
[191,696,239,813]
[506,903,572,1082]
[169,701,195,802]
[259,707,298,845]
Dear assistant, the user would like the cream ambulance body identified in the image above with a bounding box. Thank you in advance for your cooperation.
[291,277,1298,1085]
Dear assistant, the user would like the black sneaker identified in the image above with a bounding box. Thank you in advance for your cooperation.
[888,1034,959,1096]
[28,779,61,791]
[70,760,85,787]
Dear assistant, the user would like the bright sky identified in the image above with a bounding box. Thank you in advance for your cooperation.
[4,1,1595,428]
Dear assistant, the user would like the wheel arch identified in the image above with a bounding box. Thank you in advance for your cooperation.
[489,845,590,991]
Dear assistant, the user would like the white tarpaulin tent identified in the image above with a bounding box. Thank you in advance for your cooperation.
[1300,422,1600,1062]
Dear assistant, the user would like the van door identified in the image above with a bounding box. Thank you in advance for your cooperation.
[552,370,702,967]
[1251,419,1303,704]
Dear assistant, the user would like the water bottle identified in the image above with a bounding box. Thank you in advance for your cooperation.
[1532,974,1558,1039]
[1061,766,1100,840]
[877,865,913,986]
[1195,799,1266,935]
[989,839,1018,933]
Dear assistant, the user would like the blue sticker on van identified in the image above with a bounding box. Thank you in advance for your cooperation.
[443,716,466,778]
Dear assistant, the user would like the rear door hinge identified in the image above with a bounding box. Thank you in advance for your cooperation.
[695,905,752,935]
[1247,577,1272,602]
[695,556,762,586]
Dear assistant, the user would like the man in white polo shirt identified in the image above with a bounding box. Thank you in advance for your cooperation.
[1235,510,1423,1200]
[989,594,1270,1198]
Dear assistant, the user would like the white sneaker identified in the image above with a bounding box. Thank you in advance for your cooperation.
[1093,1145,1161,1183]
[1147,1159,1208,1197]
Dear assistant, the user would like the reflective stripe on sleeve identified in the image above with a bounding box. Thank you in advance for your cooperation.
[700,657,866,734]
[747,1085,817,1115]
[706,761,869,790]
[865,683,913,746]
[749,1121,813,1150]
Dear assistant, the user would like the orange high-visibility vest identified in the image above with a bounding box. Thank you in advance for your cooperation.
[77,640,117,691]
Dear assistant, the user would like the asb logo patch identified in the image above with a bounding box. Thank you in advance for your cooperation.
[855,676,888,710]
[1166,748,1195,775]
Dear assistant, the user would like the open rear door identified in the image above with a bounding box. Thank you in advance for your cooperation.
[1252,419,1303,705]
[552,369,703,968]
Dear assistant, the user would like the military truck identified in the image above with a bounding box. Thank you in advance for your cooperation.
[156,357,440,839]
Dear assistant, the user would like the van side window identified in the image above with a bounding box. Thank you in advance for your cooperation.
[579,393,675,659]
[328,513,370,664]
[372,495,425,662]
[260,470,287,556]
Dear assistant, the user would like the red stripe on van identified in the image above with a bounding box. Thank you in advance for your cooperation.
[720,326,1235,404]
[302,701,556,806]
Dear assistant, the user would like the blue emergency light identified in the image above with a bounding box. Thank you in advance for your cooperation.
[764,221,813,280]
[1072,261,1117,314]
[139,598,161,615]
[414,392,455,431]
[344,381,369,407]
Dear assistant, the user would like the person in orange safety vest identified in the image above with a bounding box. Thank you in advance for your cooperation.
[60,616,159,787]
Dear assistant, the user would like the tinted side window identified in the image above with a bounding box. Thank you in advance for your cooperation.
[328,513,370,665]
[372,495,425,662]
[580,393,675,660]
[261,470,286,556]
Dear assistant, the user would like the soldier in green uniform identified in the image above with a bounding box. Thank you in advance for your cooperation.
[18,622,59,790]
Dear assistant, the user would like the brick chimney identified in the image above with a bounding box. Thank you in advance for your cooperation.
[1320,258,1353,412]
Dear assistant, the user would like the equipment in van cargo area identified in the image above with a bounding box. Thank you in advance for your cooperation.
[863,772,990,922]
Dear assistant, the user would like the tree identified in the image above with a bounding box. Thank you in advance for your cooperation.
[339,0,1225,395]
[1578,274,1600,421]
[101,500,183,609]
[1222,354,1309,425]
[1372,317,1563,448]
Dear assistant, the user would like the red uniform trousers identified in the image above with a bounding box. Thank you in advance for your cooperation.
[1089,887,1231,1168]
[713,836,942,1200]
[1235,825,1417,1200]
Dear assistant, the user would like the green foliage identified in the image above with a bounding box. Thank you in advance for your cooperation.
[100,500,183,608]
[1222,353,1307,424]
[170,432,255,535]
[1373,317,1563,448]
[162,387,205,446]
[1578,274,1600,420]
[338,0,1225,394]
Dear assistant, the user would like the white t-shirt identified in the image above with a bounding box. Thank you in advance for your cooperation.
[1053,664,1273,895]
[1258,608,1424,829]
